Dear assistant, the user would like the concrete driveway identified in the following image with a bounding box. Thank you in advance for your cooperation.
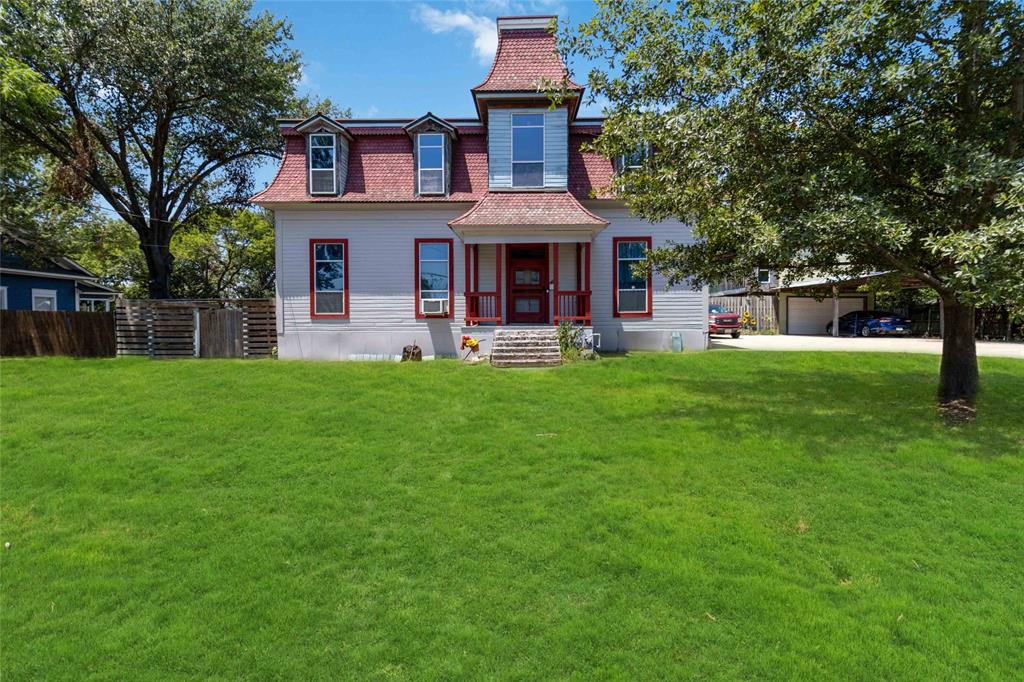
[709,334,1024,359]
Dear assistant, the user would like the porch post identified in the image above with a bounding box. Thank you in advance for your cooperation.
[473,244,480,292]
[464,243,472,324]
[553,242,559,325]
[576,243,582,290]
[832,285,839,337]
[585,241,592,324]
[496,243,503,324]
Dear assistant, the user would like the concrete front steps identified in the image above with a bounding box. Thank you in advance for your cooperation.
[490,328,561,368]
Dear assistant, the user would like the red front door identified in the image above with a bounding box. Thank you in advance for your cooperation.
[507,246,548,323]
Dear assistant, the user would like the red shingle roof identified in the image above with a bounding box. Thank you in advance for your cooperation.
[251,127,487,203]
[472,28,582,93]
[448,192,608,228]
[251,127,614,204]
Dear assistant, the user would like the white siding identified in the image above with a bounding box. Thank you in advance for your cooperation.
[276,205,472,358]
[274,202,708,358]
[586,204,708,351]
[475,244,499,291]
[543,108,568,189]
[488,107,568,190]
[487,110,512,189]
[556,243,578,289]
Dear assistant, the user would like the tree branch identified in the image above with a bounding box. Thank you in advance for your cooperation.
[801,104,949,202]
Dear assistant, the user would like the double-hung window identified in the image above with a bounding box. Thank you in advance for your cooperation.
[756,268,771,285]
[415,239,453,318]
[308,134,336,194]
[310,239,348,318]
[418,134,445,195]
[511,113,544,188]
[613,237,652,317]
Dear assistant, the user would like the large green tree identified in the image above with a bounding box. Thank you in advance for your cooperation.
[59,208,276,298]
[560,0,1023,410]
[0,57,98,258]
[1,0,301,298]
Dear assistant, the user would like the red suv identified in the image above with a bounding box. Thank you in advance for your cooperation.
[709,304,742,338]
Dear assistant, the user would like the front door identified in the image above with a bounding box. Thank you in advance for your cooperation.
[507,246,548,323]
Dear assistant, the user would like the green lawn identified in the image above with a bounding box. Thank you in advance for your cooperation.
[1,353,1022,680]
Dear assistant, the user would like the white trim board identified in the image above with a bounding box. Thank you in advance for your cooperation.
[31,288,58,311]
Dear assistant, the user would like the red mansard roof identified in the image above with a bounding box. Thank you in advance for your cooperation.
[472,26,583,94]
[449,191,608,228]
[250,17,611,206]
[251,125,613,204]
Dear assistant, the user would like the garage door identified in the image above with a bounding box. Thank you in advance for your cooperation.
[786,296,867,335]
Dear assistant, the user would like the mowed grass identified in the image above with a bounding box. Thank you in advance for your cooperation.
[1,352,1022,680]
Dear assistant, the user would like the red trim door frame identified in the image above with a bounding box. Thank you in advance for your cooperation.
[612,236,653,318]
[506,243,549,324]
[414,238,455,319]
[309,238,350,319]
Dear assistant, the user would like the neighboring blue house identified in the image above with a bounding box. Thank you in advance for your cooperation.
[0,233,118,312]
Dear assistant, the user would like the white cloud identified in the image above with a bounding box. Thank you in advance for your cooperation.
[413,4,498,65]
[363,105,380,117]
[297,61,324,96]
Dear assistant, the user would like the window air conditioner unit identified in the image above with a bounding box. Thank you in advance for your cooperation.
[420,299,448,316]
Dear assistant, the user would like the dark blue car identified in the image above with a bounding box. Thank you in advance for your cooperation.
[826,310,912,337]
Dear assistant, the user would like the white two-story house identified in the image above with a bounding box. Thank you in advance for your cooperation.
[252,15,708,360]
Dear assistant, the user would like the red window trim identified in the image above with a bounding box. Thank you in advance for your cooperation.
[612,236,653,318]
[414,238,454,319]
[309,238,350,319]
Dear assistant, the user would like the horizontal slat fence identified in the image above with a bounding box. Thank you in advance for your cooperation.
[116,299,275,358]
[709,295,778,332]
[1,310,116,357]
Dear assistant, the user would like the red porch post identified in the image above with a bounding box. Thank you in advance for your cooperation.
[496,243,503,324]
[552,242,559,325]
[464,243,472,323]
[585,241,592,324]
[473,244,480,293]
[576,243,582,290]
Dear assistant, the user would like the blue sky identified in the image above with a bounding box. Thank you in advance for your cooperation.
[251,0,604,189]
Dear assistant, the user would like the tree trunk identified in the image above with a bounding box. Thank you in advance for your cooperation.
[141,241,175,299]
[938,296,979,405]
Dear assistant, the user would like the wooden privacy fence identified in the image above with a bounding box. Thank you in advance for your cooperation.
[710,295,779,332]
[116,299,276,358]
[1,310,116,357]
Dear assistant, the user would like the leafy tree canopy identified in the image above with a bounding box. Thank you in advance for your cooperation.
[0,56,98,259]
[1,0,309,298]
[290,96,352,120]
[560,0,1024,407]
[61,209,276,299]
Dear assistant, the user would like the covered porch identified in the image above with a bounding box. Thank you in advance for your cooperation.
[463,241,593,326]
[449,191,608,327]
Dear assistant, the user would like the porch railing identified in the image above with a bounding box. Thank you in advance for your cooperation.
[465,291,501,324]
[554,290,592,325]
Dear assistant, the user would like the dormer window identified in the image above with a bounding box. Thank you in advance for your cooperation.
[309,133,336,194]
[417,134,445,195]
[404,113,457,197]
[616,142,651,174]
[294,114,351,197]
[512,113,544,188]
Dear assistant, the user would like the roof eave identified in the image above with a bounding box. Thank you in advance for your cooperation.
[402,112,459,140]
[293,113,353,140]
